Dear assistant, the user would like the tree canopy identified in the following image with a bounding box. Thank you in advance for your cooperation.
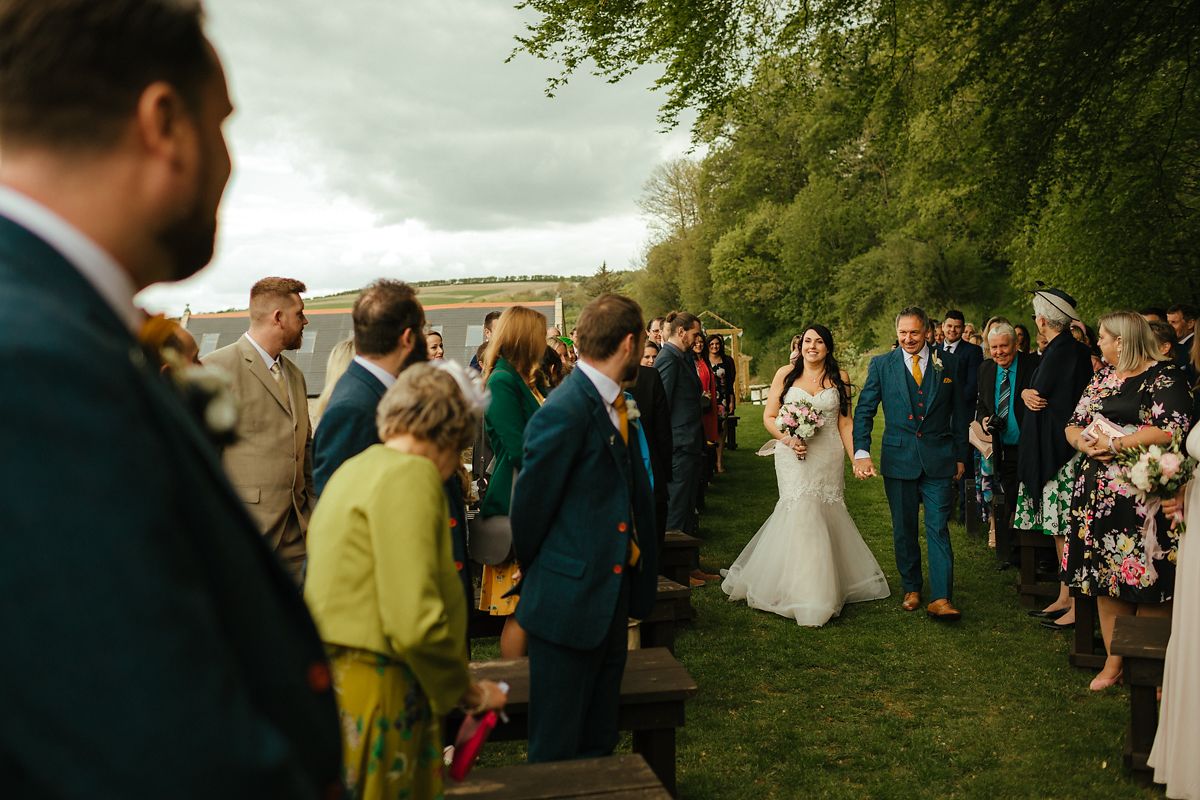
[515,0,1200,364]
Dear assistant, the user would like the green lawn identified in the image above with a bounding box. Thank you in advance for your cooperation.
[673,426,1155,799]
[473,423,1156,798]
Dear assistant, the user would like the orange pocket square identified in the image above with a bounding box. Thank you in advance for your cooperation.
[943,377,953,383]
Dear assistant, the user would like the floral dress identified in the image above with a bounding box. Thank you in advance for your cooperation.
[1063,363,1193,602]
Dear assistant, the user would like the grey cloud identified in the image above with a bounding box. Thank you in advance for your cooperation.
[208,0,684,231]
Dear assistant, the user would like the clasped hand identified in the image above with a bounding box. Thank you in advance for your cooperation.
[783,435,807,458]
[853,457,876,480]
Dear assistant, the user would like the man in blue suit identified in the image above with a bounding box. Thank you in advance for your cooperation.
[853,307,970,620]
[0,2,341,794]
[511,294,658,762]
[938,309,983,523]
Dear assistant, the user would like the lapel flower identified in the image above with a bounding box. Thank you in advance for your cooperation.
[930,350,944,373]
[625,394,641,422]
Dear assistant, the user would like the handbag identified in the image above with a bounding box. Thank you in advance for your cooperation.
[469,466,518,566]
[968,419,994,459]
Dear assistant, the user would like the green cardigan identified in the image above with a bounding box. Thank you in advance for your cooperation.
[304,445,469,714]
[480,357,542,518]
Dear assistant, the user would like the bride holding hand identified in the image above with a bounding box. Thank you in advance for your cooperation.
[721,324,890,626]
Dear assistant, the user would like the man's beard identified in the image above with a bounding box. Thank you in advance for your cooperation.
[158,193,218,283]
[400,330,429,371]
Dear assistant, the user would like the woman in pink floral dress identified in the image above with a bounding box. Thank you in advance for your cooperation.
[1063,311,1194,691]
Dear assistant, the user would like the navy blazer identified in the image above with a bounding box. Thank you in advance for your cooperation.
[654,341,703,453]
[510,368,658,650]
[853,347,970,480]
[0,216,341,795]
[313,359,387,497]
[940,339,983,410]
[976,352,1039,431]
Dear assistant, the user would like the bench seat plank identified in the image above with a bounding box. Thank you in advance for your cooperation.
[446,754,670,799]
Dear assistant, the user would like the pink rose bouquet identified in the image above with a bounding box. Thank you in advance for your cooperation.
[1114,436,1196,581]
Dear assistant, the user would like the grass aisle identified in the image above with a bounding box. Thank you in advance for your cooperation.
[677,437,1157,799]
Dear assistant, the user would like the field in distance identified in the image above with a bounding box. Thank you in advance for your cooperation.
[304,279,574,310]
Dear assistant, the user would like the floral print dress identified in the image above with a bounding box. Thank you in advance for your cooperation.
[1063,363,1193,602]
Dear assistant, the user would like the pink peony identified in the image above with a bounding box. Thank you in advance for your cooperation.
[1120,555,1145,587]
[1160,452,1183,480]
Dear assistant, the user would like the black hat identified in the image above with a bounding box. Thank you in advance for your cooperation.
[1031,282,1079,321]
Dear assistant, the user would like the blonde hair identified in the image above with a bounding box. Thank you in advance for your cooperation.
[483,306,545,381]
[1098,311,1167,374]
[312,338,355,427]
[376,363,479,451]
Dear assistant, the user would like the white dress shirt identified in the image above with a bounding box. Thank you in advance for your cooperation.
[244,332,282,372]
[353,355,396,389]
[942,338,959,354]
[575,358,622,430]
[0,185,141,333]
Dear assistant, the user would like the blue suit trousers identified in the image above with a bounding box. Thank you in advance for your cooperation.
[883,474,955,601]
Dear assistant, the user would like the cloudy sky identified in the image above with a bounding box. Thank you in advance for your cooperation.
[137,0,693,315]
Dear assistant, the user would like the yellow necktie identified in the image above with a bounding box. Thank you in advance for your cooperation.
[911,353,923,386]
[614,393,640,567]
[270,361,292,414]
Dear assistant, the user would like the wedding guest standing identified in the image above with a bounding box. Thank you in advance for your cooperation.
[480,306,547,658]
[469,310,501,372]
[0,1,341,791]
[657,312,705,537]
[976,323,1037,566]
[305,365,507,800]
[939,310,984,522]
[313,338,355,428]
[648,316,666,346]
[1014,323,1032,354]
[707,333,737,473]
[426,329,445,361]
[693,331,719,488]
[510,294,657,764]
[1063,311,1193,690]
[205,277,314,584]
[1013,288,1094,629]
[633,344,674,548]
[1149,423,1200,798]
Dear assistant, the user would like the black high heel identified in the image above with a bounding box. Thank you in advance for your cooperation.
[1028,607,1068,620]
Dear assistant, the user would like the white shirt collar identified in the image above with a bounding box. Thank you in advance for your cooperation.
[575,358,622,407]
[1181,332,1194,345]
[943,339,958,352]
[0,185,141,333]
[243,332,280,372]
[353,355,396,389]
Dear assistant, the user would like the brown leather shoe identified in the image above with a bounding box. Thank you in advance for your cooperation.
[926,598,962,621]
[901,591,921,611]
[691,568,722,583]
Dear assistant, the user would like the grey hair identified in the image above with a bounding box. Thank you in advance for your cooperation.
[987,322,1016,342]
[1032,293,1073,331]
[895,306,929,331]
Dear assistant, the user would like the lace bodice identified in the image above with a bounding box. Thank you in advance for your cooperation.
[774,385,846,504]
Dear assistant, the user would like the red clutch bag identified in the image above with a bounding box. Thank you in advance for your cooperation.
[448,710,499,782]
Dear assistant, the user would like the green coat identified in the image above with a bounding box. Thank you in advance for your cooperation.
[480,357,541,518]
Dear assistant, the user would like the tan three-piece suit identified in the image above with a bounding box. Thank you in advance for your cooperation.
[205,334,314,583]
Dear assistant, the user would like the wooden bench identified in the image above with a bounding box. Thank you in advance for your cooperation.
[469,646,698,796]
[469,577,692,653]
[1016,530,1059,608]
[1070,590,1107,670]
[638,577,690,654]
[1111,615,1171,780]
[660,532,701,609]
[446,753,671,799]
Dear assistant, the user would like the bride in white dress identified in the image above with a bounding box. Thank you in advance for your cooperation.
[721,325,890,626]
[1148,422,1200,798]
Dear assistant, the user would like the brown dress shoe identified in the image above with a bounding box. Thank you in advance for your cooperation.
[901,591,921,611]
[691,568,722,583]
[926,598,962,621]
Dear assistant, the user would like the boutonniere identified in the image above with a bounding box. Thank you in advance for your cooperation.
[930,351,944,373]
[625,394,641,422]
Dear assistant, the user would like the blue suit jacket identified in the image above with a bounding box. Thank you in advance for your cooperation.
[510,368,658,650]
[654,341,703,453]
[853,347,970,480]
[0,216,341,795]
[313,360,387,497]
[939,339,983,410]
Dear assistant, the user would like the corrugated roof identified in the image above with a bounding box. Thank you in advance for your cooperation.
[186,301,554,395]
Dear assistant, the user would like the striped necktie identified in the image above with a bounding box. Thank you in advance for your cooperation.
[997,366,1011,423]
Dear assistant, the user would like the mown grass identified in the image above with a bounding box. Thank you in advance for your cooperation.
[473,424,1155,798]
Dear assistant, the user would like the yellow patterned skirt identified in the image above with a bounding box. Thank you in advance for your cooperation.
[478,559,520,616]
[328,646,444,800]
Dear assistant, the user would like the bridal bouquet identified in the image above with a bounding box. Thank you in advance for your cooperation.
[777,399,825,441]
[1114,437,1196,581]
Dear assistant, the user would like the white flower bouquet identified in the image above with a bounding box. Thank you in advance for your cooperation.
[1115,437,1197,581]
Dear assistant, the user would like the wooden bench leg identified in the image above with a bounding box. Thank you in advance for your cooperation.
[1128,681,1159,774]
[633,727,677,797]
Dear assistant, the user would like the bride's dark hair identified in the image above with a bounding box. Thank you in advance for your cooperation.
[781,324,852,415]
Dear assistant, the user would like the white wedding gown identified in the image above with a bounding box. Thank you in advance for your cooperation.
[721,386,890,626]
[1148,424,1200,798]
